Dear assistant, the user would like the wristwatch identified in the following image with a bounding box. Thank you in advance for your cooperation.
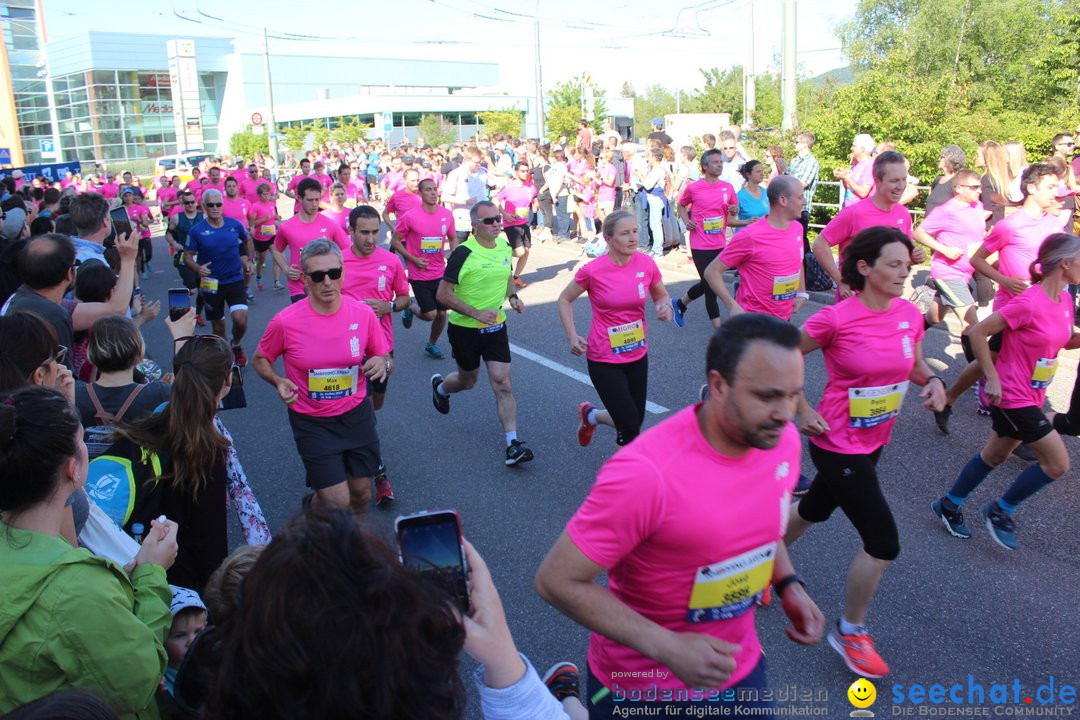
[773,573,806,597]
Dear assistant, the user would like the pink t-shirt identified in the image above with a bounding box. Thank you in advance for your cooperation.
[320,208,350,234]
[274,214,350,297]
[257,297,388,418]
[221,196,251,226]
[382,170,404,193]
[496,182,537,227]
[341,245,410,351]
[241,177,263,204]
[845,158,874,207]
[995,285,1074,409]
[344,180,367,204]
[99,182,119,199]
[678,178,739,251]
[313,173,333,200]
[567,407,800,691]
[918,198,983,282]
[127,204,152,239]
[820,196,912,255]
[385,190,421,218]
[248,200,279,241]
[286,172,312,212]
[719,217,804,320]
[395,206,455,282]
[574,253,661,364]
[157,186,178,211]
[981,209,1064,310]
[804,297,924,455]
[598,163,617,203]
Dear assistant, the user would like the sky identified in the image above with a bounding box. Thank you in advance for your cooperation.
[42,0,860,96]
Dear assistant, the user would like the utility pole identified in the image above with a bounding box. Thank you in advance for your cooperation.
[781,0,798,130]
[262,27,279,165]
[534,0,545,140]
[744,0,755,128]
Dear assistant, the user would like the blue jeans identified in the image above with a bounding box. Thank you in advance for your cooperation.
[554,195,571,238]
[645,193,665,254]
[587,653,774,719]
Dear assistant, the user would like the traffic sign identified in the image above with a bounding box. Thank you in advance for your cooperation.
[39,139,56,158]
[0,148,10,164]
[251,112,264,126]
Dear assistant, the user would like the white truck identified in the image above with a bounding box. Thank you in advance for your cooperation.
[662,113,732,148]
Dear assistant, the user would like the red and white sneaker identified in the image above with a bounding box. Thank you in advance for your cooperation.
[827,623,890,678]
[374,471,394,506]
[577,401,596,447]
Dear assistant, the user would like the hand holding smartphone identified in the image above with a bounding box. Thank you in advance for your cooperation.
[395,509,470,613]
[167,288,192,322]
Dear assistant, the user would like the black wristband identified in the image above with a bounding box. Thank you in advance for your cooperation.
[928,374,946,389]
[508,293,519,301]
[773,573,805,597]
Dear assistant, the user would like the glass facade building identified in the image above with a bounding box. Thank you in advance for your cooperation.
[1,0,51,164]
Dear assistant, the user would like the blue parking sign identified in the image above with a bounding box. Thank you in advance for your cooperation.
[0,148,10,164]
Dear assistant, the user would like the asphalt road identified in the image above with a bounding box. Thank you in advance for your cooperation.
[136,221,1080,717]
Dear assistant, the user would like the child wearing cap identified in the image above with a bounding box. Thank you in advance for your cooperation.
[163,586,208,697]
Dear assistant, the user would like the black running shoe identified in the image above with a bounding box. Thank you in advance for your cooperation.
[431,374,449,414]
[505,439,534,466]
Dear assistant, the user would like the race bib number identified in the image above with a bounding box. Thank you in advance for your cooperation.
[849,381,909,428]
[420,236,443,254]
[702,216,725,235]
[307,366,359,401]
[478,322,505,335]
[200,277,219,293]
[514,205,529,220]
[687,542,776,623]
[772,273,800,301]
[260,224,275,237]
[608,320,645,355]
[1032,357,1058,389]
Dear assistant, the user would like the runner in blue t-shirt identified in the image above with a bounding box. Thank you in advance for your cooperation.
[184,188,254,366]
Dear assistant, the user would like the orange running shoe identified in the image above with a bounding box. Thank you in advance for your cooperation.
[827,624,890,678]
[577,402,596,447]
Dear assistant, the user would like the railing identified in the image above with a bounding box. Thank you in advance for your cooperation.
[808,180,931,231]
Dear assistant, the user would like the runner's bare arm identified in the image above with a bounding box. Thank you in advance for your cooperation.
[771,542,825,645]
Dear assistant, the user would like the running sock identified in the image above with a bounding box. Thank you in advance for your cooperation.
[999,463,1056,509]
[436,382,449,397]
[676,298,687,314]
[505,431,518,446]
[946,454,995,507]
[586,408,599,426]
[839,617,867,636]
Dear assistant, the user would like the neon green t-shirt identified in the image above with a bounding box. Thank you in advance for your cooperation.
[443,236,513,328]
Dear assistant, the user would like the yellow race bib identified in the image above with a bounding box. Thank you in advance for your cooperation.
[607,320,645,355]
[687,542,776,622]
[308,366,359,401]
[420,236,443,254]
[772,273,800,301]
[1032,357,1058,389]
[200,277,219,293]
[514,206,529,220]
[849,381,909,428]
[702,216,725,235]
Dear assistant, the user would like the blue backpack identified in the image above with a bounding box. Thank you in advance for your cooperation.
[85,441,162,529]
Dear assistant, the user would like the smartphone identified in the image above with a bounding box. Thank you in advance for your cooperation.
[167,288,191,322]
[395,509,470,613]
[110,207,132,238]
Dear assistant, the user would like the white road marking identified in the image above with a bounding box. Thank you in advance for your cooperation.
[508,342,671,415]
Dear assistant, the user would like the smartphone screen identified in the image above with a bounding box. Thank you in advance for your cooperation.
[396,510,469,613]
[110,207,132,238]
[168,288,191,321]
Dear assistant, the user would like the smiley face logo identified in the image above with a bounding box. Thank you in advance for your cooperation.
[848,678,876,708]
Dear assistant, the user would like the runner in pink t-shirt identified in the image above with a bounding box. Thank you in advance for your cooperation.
[272,178,350,302]
[156,179,179,222]
[793,226,945,679]
[936,233,1080,551]
[912,170,985,330]
[285,159,313,213]
[381,169,421,231]
[674,149,740,328]
[940,164,1067,416]
[341,205,410,412]
[391,178,456,359]
[221,178,252,231]
[321,183,351,234]
[537,314,823,710]
[496,164,539,288]
[813,152,917,298]
[248,184,281,292]
[708,177,807,321]
[253,244,392,511]
[558,211,671,447]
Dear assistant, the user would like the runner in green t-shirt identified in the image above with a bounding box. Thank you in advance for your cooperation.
[430,200,534,467]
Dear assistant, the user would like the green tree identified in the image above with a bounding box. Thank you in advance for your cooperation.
[280,121,328,153]
[477,109,524,137]
[418,114,456,147]
[545,105,581,144]
[687,66,744,122]
[228,127,269,159]
[546,77,608,133]
[329,117,372,146]
[633,85,677,139]
[619,81,636,99]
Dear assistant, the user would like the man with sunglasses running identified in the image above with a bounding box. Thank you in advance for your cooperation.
[184,188,252,367]
[254,238,392,514]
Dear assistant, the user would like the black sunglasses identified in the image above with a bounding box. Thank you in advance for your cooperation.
[204,202,222,208]
[305,267,343,283]
[478,216,503,225]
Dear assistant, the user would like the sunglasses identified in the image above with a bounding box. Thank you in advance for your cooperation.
[183,200,196,205]
[305,267,343,283]
[204,202,222,207]
[957,184,981,190]
[41,345,67,368]
[478,216,503,225]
